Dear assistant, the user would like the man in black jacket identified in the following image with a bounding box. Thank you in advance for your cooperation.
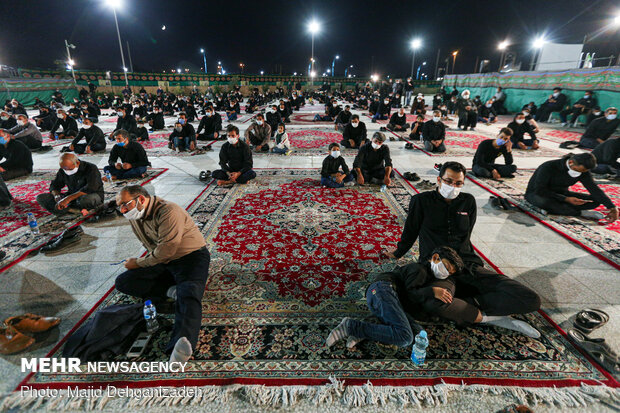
[525,153,618,222]
[0,132,33,180]
[196,106,222,141]
[560,90,596,126]
[80,101,100,123]
[33,107,57,131]
[472,128,516,179]
[146,107,165,131]
[113,107,138,139]
[353,132,393,185]
[334,105,352,132]
[69,118,106,154]
[507,113,539,150]
[385,162,541,333]
[371,98,391,122]
[212,125,256,186]
[36,153,104,215]
[0,111,17,129]
[341,115,367,149]
[421,110,446,153]
[579,107,620,149]
[591,138,620,177]
[266,105,282,137]
[50,110,79,140]
[386,107,410,132]
[535,87,568,122]
[104,129,150,180]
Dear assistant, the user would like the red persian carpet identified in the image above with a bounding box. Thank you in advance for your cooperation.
[289,113,333,124]
[467,170,620,270]
[19,170,618,403]
[252,128,347,156]
[0,169,167,273]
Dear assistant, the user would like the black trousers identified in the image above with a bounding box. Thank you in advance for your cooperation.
[73,142,106,154]
[115,247,210,353]
[525,191,599,216]
[0,175,12,207]
[340,138,367,149]
[212,169,257,184]
[16,136,42,150]
[535,104,562,122]
[36,192,103,214]
[458,110,477,128]
[1,168,30,181]
[472,164,516,178]
[386,122,410,131]
[356,167,394,182]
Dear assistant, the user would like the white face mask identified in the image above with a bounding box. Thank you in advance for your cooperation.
[384,101,389,105]
[117,111,124,116]
[594,111,601,116]
[371,142,381,150]
[516,119,525,124]
[553,92,560,98]
[63,167,79,176]
[175,127,182,132]
[0,116,8,121]
[485,103,492,108]
[83,124,92,129]
[331,150,341,158]
[18,120,27,126]
[227,137,239,145]
[522,111,529,116]
[566,160,581,178]
[398,112,404,117]
[439,182,460,199]
[270,108,276,113]
[256,120,263,125]
[607,114,617,120]
[430,259,450,279]
[351,122,359,128]
[123,202,145,220]
[432,116,440,122]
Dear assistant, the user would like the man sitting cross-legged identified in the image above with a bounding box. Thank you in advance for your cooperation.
[68,117,106,155]
[36,153,104,216]
[471,128,517,179]
[340,115,368,149]
[320,143,355,188]
[384,162,541,336]
[212,125,257,186]
[353,132,394,186]
[525,153,619,222]
[103,129,151,180]
[245,113,272,153]
[421,110,446,153]
[114,185,211,363]
[386,107,410,132]
[0,131,33,181]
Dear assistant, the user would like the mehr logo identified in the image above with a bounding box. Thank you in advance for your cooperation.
[21,358,82,373]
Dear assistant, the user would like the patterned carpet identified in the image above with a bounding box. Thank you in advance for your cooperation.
[467,170,620,269]
[289,113,334,124]
[253,128,347,156]
[0,169,167,273]
[23,170,617,392]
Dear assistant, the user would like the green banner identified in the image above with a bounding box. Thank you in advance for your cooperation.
[0,78,78,107]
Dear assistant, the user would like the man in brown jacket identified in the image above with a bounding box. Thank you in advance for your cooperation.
[114,185,210,362]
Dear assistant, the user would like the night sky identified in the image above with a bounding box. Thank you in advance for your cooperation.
[1,0,618,77]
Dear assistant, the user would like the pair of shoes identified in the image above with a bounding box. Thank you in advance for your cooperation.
[403,171,420,182]
[433,163,443,172]
[59,146,72,153]
[40,225,84,253]
[567,327,619,375]
[489,196,517,211]
[198,170,211,182]
[559,141,580,149]
[404,143,414,150]
[379,126,387,132]
[0,313,61,354]
[415,180,436,190]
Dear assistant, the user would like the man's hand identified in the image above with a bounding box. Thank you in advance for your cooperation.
[190,141,196,150]
[334,173,345,184]
[432,140,441,147]
[124,258,140,270]
[214,132,219,139]
[566,197,588,206]
[383,249,396,259]
[69,144,75,151]
[0,167,5,173]
[356,173,365,185]
[122,162,132,170]
[384,175,392,186]
[492,169,501,180]
[56,197,71,210]
[115,162,123,170]
[229,172,241,182]
[606,207,619,223]
[432,287,453,304]
[504,140,513,152]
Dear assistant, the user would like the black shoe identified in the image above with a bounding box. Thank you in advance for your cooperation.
[199,170,211,182]
[0,250,6,262]
[40,226,84,252]
[433,163,443,172]
[379,126,387,132]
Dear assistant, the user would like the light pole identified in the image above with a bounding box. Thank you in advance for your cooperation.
[452,51,458,74]
[410,38,421,78]
[344,65,353,77]
[200,48,207,73]
[308,20,320,75]
[497,40,509,71]
[106,0,129,88]
[239,63,245,74]
[332,55,339,77]
[416,61,426,80]
[530,36,546,71]
[64,40,77,86]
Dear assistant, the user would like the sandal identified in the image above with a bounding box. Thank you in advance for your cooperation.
[198,171,211,182]
[567,329,620,374]
[5,313,61,334]
[0,325,35,354]
[574,309,609,334]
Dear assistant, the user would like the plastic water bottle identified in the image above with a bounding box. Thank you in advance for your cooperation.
[380,185,387,192]
[105,171,112,182]
[143,300,159,334]
[27,213,40,235]
[411,330,429,366]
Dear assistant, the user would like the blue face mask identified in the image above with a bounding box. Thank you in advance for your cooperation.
[179,119,185,125]
[0,137,6,145]
[116,141,126,147]
[496,138,506,146]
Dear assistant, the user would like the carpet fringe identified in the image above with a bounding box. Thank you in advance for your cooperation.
[2,379,618,411]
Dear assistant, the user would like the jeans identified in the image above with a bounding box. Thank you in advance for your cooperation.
[405,91,413,106]
[472,163,516,178]
[423,140,446,153]
[212,169,257,184]
[320,173,354,188]
[525,191,600,216]
[103,165,148,179]
[313,114,332,121]
[372,113,388,121]
[346,282,415,347]
[115,247,210,353]
[592,161,620,176]
[227,112,238,121]
[36,192,103,215]
[271,146,289,154]
[173,136,190,150]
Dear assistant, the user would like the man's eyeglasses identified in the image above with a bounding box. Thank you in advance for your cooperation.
[440,177,465,188]
[118,197,139,211]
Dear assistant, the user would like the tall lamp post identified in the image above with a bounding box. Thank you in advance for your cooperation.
[451,51,458,74]
[497,40,509,71]
[64,40,77,86]
[105,0,129,88]
[331,55,339,77]
[416,61,426,80]
[200,48,207,73]
[344,65,353,77]
[409,38,421,78]
[530,36,546,71]
[308,20,321,75]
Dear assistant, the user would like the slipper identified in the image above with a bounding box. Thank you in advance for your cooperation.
[567,329,619,374]
[498,197,517,211]
[5,313,61,334]
[411,172,420,182]
[489,196,503,210]
[199,171,212,182]
[404,143,414,150]
[574,309,609,334]
[0,325,35,355]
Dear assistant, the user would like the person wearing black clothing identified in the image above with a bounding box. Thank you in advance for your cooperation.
[341,115,368,149]
[522,102,538,117]
[320,143,354,188]
[421,111,446,153]
[535,87,568,122]
[477,100,497,124]
[136,120,149,142]
[277,102,290,123]
[6,115,43,150]
[225,100,240,122]
[334,106,352,132]
[591,138,620,177]
[410,94,426,115]
[0,111,17,129]
[585,107,604,127]
[472,129,516,179]
[146,108,165,131]
[169,121,194,152]
[88,81,97,96]
[385,162,541,328]
[404,78,415,107]
[9,100,27,116]
[33,107,57,131]
[104,130,150,180]
[386,107,410,132]
[266,106,282,137]
[0,132,33,180]
[507,113,539,150]
[212,126,256,185]
[50,110,79,139]
[371,98,391,122]
[579,108,620,149]
[560,90,597,126]
[368,96,380,116]
[36,154,104,215]
[525,153,619,221]
[114,107,138,138]
[69,118,106,154]
[491,87,507,115]
[197,107,222,140]
[80,102,99,123]
[0,175,12,208]
[457,90,477,130]
[353,132,393,185]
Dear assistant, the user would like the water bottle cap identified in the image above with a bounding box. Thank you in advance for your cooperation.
[145,300,152,306]
[27,212,34,216]
[419,330,427,338]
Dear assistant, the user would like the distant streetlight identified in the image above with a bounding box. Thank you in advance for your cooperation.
[307,19,321,74]
[105,0,129,87]
[530,36,546,70]
[260,70,264,75]
[64,40,77,86]
[293,72,297,76]
[498,40,510,71]
[310,71,317,78]
[371,74,379,82]
[532,36,546,49]
[239,63,245,73]
[200,48,207,73]
[410,38,422,78]
[451,51,458,74]
[345,64,353,77]
[176,68,181,74]
[332,55,339,77]
[416,61,426,80]
[614,13,620,27]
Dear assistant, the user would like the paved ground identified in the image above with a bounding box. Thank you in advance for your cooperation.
[0,101,618,412]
